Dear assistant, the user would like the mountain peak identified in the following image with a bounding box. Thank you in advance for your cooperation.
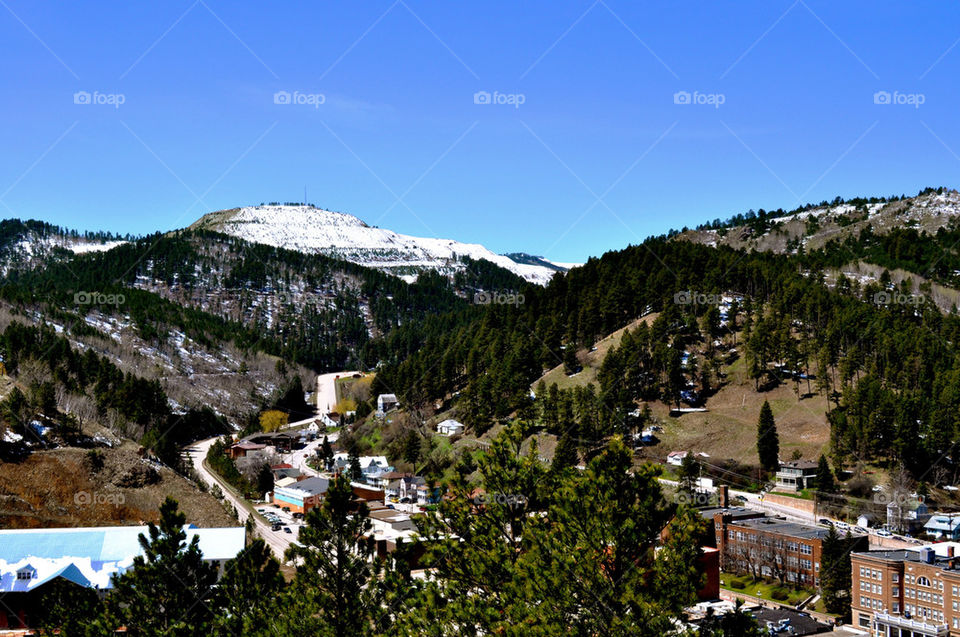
[189,204,561,284]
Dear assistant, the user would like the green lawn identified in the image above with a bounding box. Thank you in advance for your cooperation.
[719,575,814,607]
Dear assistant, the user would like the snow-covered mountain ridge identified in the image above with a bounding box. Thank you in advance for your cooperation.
[190,204,564,284]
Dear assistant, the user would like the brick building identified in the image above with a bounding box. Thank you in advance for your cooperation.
[713,514,867,589]
[851,543,960,635]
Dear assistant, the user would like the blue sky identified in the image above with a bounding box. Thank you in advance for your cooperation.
[0,1,958,263]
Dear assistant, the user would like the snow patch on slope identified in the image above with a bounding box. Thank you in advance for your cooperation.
[201,205,558,285]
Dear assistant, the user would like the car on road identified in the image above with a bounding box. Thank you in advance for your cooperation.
[876,530,893,537]
[817,518,830,525]
[284,527,292,534]
[272,523,282,531]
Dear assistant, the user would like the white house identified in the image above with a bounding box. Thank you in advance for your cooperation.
[436,419,465,436]
[667,451,689,467]
[377,394,398,415]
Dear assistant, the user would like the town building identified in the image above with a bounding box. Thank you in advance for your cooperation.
[436,419,465,436]
[0,524,245,631]
[272,476,330,514]
[377,394,399,415]
[850,542,960,635]
[888,499,930,535]
[667,451,689,466]
[713,513,867,589]
[926,514,960,541]
[774,460,818,492]
[226,440,266,459]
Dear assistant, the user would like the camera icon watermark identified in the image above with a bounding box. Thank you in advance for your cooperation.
[473,90,525,109]
[673,290,722,306]
[474,492,528,506]
[673,90,725,109]
[274,90,325,108]
[75,490,125,506]
[873,290,924,306]
[873,491,922,506]
[73,91,125,109]
[873,90,925,109]
[675,490,719,507]
[74,291,125,308]
[474,291,525,306]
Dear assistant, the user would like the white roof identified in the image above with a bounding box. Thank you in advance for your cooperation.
[0,524,245,592]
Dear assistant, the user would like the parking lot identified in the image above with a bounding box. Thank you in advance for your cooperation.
[256,503,307,538]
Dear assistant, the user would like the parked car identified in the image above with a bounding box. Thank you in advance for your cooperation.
[818,518,830,525]
[282,506,291,512]
[293,512,304,520]
[272,523,282,531]
[284,527,292,534]
[876,530,893,537]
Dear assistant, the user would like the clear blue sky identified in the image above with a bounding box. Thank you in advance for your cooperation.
[1,1,958,263]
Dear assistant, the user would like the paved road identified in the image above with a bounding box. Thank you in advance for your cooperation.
[284,432,339,476]
[185,437,296,561]
[315,370,358,414]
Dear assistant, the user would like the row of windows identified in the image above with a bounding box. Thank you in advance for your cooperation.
[905,588,943,606]
[726,530,813,554]
[859,581,883,595]
[859,566,884,581]
[903,604,944,623]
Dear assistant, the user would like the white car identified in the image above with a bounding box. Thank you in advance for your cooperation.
[876,530,893,537]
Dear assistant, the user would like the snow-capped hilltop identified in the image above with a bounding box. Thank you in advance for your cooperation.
[191,204,563,285]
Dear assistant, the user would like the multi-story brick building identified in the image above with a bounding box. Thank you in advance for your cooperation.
[713,513,867,589]
[851,543,960,636]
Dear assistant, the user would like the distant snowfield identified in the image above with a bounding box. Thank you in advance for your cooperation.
[67,240,127,254]
[206,205,560,285]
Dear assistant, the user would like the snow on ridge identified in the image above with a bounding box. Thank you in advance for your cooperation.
[211,205,558,285]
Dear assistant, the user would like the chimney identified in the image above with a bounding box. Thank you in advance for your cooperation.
[718,485,729,508]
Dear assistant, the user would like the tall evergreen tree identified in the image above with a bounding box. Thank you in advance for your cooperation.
[211,539,284,636]
[816,454,836,494]
[283,473,395,636]
[821,526,853,619]
[97,498,218,636]
[756,400,779,472]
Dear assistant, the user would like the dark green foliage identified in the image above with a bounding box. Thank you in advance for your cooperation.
[756,401,779,472]
[821,526,855,618]
[97,498,218,635]
[816,454,836,493]
[211,539,285,636]
[31,577,105,637]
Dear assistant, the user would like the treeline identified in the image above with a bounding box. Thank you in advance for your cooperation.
[685,186,946,234]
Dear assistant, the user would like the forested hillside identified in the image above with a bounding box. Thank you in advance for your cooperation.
[375,236,960,476]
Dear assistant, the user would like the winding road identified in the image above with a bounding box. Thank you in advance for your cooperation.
[184,437,296,561]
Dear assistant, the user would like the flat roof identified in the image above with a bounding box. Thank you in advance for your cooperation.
[731,517,831,541]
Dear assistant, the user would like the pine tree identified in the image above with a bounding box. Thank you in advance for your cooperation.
[320,435,334,471]
[757,400,779,472]
[283,473,388,636]
[821,526,853,618]
[816,454,836,494]
[349,453,363,481]
[98,498,218,635]
[678,452,699,498]
[211,539,284,636]
[551,431,578,472]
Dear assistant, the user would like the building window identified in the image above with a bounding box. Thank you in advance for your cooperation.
[918,576,931,587]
